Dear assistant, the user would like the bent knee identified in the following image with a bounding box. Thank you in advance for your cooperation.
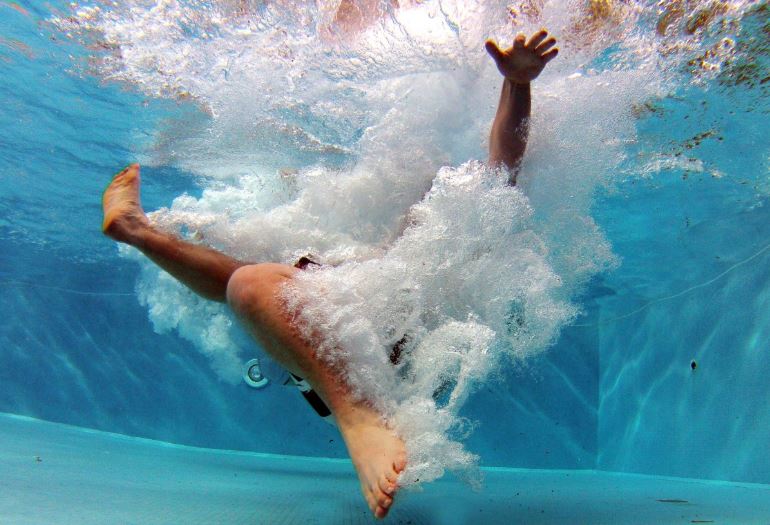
[226,263,296,313]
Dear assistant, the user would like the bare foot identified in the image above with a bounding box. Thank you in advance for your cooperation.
[337,405,407,519]
[102,163,150,243]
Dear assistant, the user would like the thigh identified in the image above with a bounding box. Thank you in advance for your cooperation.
[226,263,297,320]
[225,263,311,372]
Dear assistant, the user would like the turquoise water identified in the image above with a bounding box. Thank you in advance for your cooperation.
[4,414,770,524]
[1,0,769,520]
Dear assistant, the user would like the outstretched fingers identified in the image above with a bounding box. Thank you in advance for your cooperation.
[484,39,504,62]
[535,37,557,54]
[486,28,558,83]
[486,31,557,64]
[542,48,559,63]
[526,29,548,49]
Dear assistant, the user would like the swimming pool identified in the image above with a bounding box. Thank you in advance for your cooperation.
[1,0,769,522]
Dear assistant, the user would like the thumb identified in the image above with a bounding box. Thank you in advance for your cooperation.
[485,39,504,63]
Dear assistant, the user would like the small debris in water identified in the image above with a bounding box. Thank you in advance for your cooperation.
[34,456,42,463]
[691,360,697,371]
[657,498,689,504]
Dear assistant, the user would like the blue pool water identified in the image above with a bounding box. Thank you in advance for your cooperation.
[1,0,769,521]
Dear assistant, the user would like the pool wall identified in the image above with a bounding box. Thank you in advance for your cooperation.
[596,189,770,484]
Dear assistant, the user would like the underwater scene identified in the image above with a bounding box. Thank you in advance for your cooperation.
[1,0,769,522]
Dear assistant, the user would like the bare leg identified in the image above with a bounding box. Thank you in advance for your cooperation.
[226,265,407,519]
[103,164,407,519]
[102,164,245,302]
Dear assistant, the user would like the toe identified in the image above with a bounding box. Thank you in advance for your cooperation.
[385,468,398,485]
[114,164,134,180]
[374,505,389,519]
[393,452,407,473]
[376,490,393,509]
[363,487,377,515]
[379,475,395,495]
[124,164,140,180]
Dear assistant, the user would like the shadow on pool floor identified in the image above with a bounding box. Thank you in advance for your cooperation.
[2,413,769,524]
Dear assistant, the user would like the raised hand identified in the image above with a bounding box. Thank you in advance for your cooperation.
[485,29,558,84]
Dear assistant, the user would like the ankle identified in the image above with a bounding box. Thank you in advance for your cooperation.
[334,401,384,432]
[128,223,161,250]
[105,216,152,247]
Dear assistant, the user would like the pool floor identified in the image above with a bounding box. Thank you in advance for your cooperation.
[2,413,769,524]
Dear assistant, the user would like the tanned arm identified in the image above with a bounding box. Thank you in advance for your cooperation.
[485,30,558,184]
